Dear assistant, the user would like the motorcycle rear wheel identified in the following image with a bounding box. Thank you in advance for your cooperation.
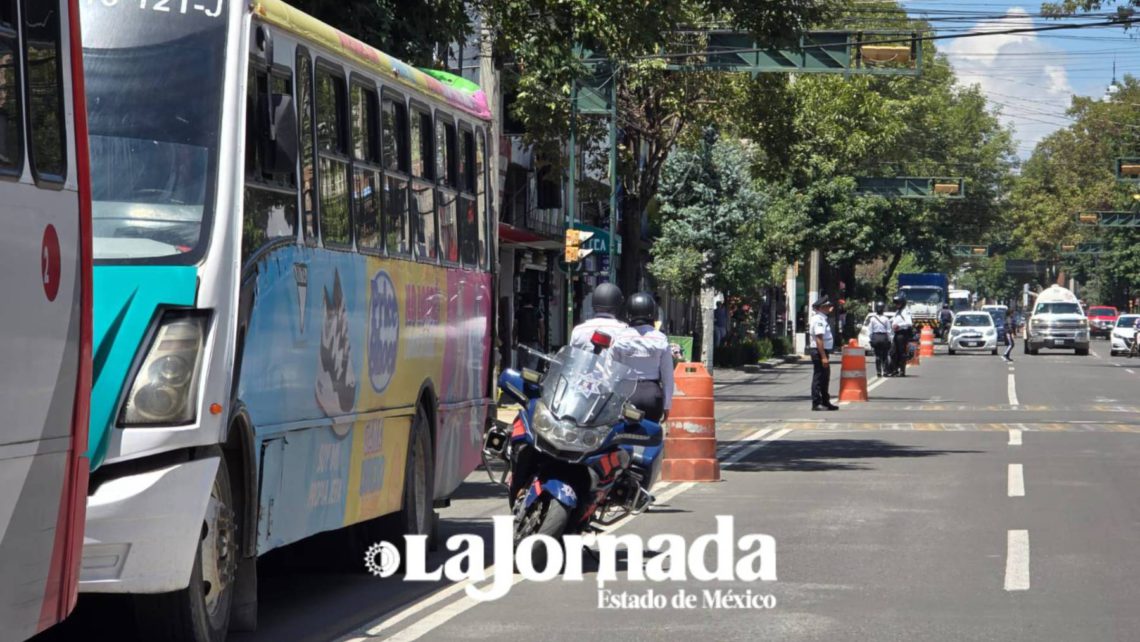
[514,496,570,571]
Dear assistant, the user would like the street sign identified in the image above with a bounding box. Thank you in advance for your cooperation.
[572,223,621,256]
[564,228,595,263]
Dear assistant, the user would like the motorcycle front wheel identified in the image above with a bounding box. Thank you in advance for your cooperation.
[514,495,570,571]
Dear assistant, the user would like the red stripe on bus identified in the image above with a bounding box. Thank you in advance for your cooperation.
[38,0,93,630]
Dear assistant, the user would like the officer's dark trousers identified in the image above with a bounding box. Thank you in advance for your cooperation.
[630,380,665,422]
[810,350,831,407]
[870,333,891,376]
[892,331,911,375]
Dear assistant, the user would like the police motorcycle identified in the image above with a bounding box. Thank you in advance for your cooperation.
[482,331,664,563]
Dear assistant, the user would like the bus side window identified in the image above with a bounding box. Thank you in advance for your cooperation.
[475,129,490,271]
[297,51,317,245]
[315,66,351,248]
[350,82,381,253]
[409,109,437,261]
[381,95,411,256]
[436,118,458,264]
[458,127,478,268]
[242,63,298,263]
[20,0,65,183]
[0,0,21,175]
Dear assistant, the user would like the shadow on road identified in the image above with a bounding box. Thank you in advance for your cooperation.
[724,438,981,473]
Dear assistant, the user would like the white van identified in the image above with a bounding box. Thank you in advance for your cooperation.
[1025,285,1090,355]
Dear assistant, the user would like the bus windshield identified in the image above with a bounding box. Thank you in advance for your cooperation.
[81,1,229,262]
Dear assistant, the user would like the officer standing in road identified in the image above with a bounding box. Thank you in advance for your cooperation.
[890,294,914,377]
[809,297,839,411]
[618,292,674,423]
[570,283,628,350]
[939,303,954,343]
[868,301,893,377]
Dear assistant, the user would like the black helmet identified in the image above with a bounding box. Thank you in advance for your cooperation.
[592,283,624,316]
[874,301,886,315]
[627,292,657,326]
[942,302,949,309]
[892,294,907,307]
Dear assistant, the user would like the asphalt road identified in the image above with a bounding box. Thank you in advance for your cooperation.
[40,339,1140,641]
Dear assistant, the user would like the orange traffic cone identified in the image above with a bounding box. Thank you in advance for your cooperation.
[920,326,936,357]
[839,339,869,402]
[661,363,720,482]
[908,337,921,367]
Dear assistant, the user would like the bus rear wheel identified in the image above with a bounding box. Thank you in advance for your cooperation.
[399,405,436,544]
[134,458,238,642]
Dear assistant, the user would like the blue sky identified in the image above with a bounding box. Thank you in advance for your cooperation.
[900,1,1137,157]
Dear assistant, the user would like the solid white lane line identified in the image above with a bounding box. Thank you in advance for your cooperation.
[1007,373,1019,408]
[718,427,773,458]
[866,376,888,394]
[1005,530,1030,591]
[1008,464,1025,497]
[1128,369,1136,375]
[356,430,794,641]
[1008,429,1022,446]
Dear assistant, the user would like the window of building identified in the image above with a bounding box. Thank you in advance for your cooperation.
[0,0,21,174]
[21,0,65,182]
[315,65,351,247]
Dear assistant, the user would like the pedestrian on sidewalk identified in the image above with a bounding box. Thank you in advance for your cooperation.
[1002,309,1016,362]
[868,300,893,377]
[809,297,839,411]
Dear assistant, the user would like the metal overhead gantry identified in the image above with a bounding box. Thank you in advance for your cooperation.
[562,29,925,330]
[1075,211,1140,227]
[854,176,965,199]
[952,245,990,257]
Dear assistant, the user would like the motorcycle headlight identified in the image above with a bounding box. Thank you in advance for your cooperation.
[120,311,209,426]
[533,402,609,453]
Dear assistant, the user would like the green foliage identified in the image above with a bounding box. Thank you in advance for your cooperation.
[1008,76,1140,305]
[649,129,771,297]
[290,0,470,66]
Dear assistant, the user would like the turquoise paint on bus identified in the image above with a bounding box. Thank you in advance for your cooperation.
[88,265,198,468]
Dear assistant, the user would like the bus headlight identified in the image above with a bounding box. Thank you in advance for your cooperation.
[120,311,209,426]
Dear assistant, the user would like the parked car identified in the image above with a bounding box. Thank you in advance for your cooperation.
[857,311,895,354]
[1087,306,1119,339]
[948,312,999,355]
[1110,314,1140,356]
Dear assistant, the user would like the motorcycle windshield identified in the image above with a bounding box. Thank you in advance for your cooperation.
[542,346,636,427]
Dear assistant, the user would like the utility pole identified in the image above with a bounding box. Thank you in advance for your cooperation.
[607,64,619,283]
[566,83,578,334]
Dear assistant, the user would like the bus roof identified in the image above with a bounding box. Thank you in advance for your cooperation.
[251,0,492,121]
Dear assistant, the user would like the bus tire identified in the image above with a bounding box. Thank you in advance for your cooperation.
[134,458,238,642]
[399,405,436,546]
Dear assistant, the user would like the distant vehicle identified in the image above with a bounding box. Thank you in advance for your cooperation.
[948,312,999,355]
[949,289,971,313]
[857,311,895,353]
[1110,315,1139,356]
[898,273,950,328]
[1086,306,1118,338]
[1025,285,1089,355]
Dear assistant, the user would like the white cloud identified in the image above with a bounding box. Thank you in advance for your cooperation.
[943,7,1074,157]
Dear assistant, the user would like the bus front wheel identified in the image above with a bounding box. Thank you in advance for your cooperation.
[134,458,238,642]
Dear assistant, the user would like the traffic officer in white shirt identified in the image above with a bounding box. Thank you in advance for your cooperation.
[569,283,627,350]
[809,296,838,411]
[889,294,914,377]
[867,300,893,377]
[618,292,674,423]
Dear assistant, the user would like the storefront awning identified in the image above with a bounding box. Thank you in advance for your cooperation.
[499,223,563,250]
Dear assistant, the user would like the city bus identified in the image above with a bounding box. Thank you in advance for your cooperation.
[0,0,92,639]
[78,0,495,638]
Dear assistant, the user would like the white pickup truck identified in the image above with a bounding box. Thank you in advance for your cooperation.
[1025,285,1090,355]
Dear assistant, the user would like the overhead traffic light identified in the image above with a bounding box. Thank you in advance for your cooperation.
[564,228,595,263]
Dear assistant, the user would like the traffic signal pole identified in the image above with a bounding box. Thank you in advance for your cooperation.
[566,83,578,335]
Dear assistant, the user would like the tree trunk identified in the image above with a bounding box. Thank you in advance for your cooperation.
[700,284,716,371]
[880,250,904,296]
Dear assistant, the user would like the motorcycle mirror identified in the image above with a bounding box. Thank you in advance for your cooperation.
[591,331,613,349]
[622,404,645,422]
[522,368,542,384]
